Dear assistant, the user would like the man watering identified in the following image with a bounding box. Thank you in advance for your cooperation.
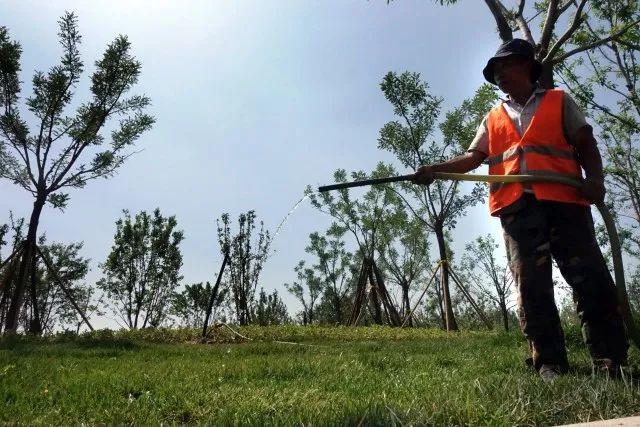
[413,39,628,381]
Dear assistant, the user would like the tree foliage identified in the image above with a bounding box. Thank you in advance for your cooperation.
[253,288,290,326]
[284,260,323,325]
[286,225,354,325]
[0,12,154,332]
[378,72,496,330]
[171,281,227,328]
[376,199,431,326]
[0,13,154,204]
[98,209,183,330]
[217,211,270,325]
[0,217,95,334]
[461,234,515,331]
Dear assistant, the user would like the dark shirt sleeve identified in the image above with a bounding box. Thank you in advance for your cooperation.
[563,93,589,146]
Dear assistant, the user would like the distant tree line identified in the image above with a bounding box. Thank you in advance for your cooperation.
[1,4,639,334]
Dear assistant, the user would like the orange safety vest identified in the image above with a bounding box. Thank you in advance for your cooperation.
[486,89,589,216]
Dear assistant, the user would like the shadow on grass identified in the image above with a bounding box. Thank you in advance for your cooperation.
[0,331,140,352]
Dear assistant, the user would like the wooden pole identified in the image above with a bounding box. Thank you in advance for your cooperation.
[0,242,23,273]
[372,260,401,326]
[366,260,383,325]
[348,259,369,326]
[447,264,493,329]
[0,247,22,331]
[401,262,441,328]
[36,246,94,332]
[202,250,230,339]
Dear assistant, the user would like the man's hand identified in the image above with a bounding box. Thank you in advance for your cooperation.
[413,165,435,185]
[581,176,606,204]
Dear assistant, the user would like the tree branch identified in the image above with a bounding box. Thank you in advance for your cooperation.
[484,0,513,42]
[514,0,535,44]
[543,0,588,64]
[539,0,559,54]
[552,18,640,64]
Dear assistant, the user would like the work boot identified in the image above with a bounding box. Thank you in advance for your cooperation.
[539,364,562,382]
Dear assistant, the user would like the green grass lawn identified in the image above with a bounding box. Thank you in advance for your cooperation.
[1,325,639,425]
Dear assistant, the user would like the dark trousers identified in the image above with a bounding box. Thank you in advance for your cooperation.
[500,195,628,371]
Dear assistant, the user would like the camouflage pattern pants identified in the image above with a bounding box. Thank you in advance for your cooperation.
[500,195,628,371]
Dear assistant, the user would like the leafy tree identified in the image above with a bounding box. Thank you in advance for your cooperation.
[461,235,515,331]
[376,201,431,327]
[98,209,183,329]
[628,268,640,316]
[25,239,91,334]
[0,13,154,332]
[0,215,26,331]
[307,226,354,325]
[378,72,496,330]
[286,226,356,325]
[429,0,639,89]
[253,288,290,326]
[308,163,402,325]
[285,261,323,325]
[0,216,95,334]
[553,3,640,266]
[171,281,227,328]
[217,211,270,325]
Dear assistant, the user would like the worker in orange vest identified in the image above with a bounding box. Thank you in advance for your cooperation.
[413,39,628,381]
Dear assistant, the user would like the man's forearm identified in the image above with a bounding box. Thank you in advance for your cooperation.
[430,151,486,174]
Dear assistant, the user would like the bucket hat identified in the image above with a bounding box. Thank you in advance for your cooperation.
[483,38,542,84]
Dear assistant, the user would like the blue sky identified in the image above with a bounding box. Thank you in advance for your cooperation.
[1,1,515,326]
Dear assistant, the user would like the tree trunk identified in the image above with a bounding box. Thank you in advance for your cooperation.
[333,292,342,325]
[28,252,42,335]
[367,262,383,325]
[435,277,445,329]
[538,61,555,90]
[4,195,46,334]
[401,280,413,327]
[435,225,458,331]
[500,300,510,332]
[0,255,20,332]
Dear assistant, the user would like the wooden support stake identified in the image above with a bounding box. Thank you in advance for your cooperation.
[36,246,94,332]
[0,248,22,330]
[367,262,383,325]
[0,245,22,294]
[401,262,441,328]
[372,260,402,326]
[202,250,230,339]
[447,265,493,329]
[0,242,23,273]
[348,260,369,326]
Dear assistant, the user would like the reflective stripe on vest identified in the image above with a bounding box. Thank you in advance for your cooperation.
[486,89,589,215]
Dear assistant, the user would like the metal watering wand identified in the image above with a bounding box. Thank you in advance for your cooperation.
[319,172,640,350]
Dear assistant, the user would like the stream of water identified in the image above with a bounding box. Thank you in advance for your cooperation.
[267,193,313,257]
